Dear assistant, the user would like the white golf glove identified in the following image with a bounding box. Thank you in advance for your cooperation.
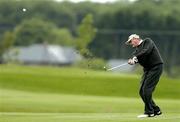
[128,56,138,65]
[132,56,138,63]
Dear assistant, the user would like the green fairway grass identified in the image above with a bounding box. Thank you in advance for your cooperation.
[0,89,180,122]
[1,89,179,113]
[0,64,179,99]
[1,113,180,122]
[0,64,180,122]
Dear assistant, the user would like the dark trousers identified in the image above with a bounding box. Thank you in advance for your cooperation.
[139,64,163,114]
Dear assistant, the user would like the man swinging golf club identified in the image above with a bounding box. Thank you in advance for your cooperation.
[126,34,163,118]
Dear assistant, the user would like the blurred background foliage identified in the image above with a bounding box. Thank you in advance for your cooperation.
[0,0,179,77]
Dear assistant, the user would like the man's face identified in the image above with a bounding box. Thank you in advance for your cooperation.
[129,38,140,47]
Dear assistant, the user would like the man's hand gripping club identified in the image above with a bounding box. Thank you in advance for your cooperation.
[128,56,138,65]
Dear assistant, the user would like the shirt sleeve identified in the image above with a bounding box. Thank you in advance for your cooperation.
[134,39,154,58]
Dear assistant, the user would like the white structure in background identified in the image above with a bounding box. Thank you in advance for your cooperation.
[107,59,135,72]
[4,44,82,65]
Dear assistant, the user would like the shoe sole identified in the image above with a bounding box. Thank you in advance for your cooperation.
[137,114,155,118]
[155,112,162,116]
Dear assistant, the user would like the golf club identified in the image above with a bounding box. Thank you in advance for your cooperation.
[107,62,128,71]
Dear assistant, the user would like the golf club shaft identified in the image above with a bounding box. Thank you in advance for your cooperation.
[107,63,128,71]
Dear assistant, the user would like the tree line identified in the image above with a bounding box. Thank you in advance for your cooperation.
[0,0,180,76]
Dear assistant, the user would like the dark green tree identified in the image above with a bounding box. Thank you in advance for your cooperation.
[13,18,58,46]
[0,31,14,63]
[52,28,74,46]
[75,14,96,57]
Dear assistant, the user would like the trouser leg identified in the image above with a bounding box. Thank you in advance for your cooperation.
[139,64,163,114]
[151,99,161,112]
[139,70,147,103]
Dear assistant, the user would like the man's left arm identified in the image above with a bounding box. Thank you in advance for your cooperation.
[128,39,154,65]
[135,39,154,58]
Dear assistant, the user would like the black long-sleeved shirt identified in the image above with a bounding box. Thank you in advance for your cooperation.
[133,38,163,69]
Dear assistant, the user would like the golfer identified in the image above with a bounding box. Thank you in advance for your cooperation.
[126,34,163,118]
